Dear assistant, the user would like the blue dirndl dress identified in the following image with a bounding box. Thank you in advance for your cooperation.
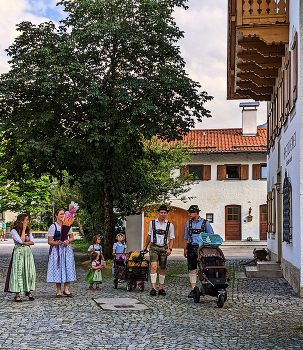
[46,223,76,283]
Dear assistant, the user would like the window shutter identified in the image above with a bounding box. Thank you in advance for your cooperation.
[252,164,261,180]
[203,165,211,181]
[240,165,249,180]
[292,31,298,102]
[217,165,226,180]
[267,192,272,232]
[272,189,276,233]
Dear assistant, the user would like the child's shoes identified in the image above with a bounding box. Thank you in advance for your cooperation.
[88,286,94,290]
[96,286,101,290]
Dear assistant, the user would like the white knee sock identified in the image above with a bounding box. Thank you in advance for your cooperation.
[150,273,157,284]
[189,273,196,284]
[159,274,165,285]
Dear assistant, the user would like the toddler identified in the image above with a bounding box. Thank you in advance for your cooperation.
[112,233,127,275]
[88,235,105,263]
[85,252,103,290]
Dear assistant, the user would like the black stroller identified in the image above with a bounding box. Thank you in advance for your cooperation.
[192,234,229,308]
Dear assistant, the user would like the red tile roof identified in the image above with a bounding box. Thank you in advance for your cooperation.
[171,128,267,153]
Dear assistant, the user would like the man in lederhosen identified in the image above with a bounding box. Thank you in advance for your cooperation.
[143,205,174,296]
[184,205,214,298]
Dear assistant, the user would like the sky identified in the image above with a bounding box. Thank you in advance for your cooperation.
[0,0,267,130]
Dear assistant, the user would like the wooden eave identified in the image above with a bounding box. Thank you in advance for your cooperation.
[227,0,289,101]
[237,72,276,86]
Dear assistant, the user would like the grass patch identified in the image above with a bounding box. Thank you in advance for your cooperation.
[166,261,188,277]
[71,239,90,252]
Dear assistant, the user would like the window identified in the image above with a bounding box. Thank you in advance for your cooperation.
[217,164,248,180]
[206,213,213,223]
[261,205,267,222]
[188,166,202,180]
[261,165,267,179]
[252,164,267,180]
[226,165,239,179]
[227,207,239,221]
[184,165,211,181]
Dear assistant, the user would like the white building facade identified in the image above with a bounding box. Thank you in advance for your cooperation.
[227,0,303,294]
[170,123,267,243]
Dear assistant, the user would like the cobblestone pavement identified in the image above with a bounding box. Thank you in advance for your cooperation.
[0,240,303,350]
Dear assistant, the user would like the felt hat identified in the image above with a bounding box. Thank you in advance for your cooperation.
[157,205,170,212]
[188,205,200,213]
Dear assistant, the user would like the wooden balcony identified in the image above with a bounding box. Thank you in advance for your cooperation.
[227,0,289,101]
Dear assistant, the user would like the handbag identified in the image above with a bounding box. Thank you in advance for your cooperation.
[93,269,102,282]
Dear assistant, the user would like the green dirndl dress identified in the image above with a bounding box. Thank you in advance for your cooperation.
[5,244,36,293]
[85,269,102,284]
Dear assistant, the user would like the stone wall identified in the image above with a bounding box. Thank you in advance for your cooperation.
[269,249,301,296]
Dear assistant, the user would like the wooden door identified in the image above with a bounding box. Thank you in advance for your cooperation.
[225,205,241,240]
[259,204,267,240]
[143,207,189,248]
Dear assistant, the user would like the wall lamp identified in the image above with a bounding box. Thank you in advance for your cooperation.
[274,182,283,194]
[247,207,253,222]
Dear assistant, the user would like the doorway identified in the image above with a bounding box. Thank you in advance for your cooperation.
[143,207,189,248]
[259,204,267,240]
[225,205,241,240]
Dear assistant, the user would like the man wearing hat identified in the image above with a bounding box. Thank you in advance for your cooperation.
[143,205,175,296]
[184,205,214,298]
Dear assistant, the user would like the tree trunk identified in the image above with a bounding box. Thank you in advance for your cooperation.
[103,183,115,259]
[75,215,85,242]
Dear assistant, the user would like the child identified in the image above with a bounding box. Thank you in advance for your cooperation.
[88,235,105,263]
[112,233,127,275]
[85,252,103,290]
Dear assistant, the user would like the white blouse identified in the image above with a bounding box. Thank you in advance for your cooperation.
[11,229,34,244]
[48,223,72,237]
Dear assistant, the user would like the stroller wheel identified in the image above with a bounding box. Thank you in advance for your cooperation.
[193,286,200,303]
[138,282,145,292]
[113,279,118,289]
[217,294,224,308]
[126,282,132,291]
[224,291,227,302]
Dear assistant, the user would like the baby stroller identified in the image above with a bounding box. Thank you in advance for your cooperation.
[113,251,149,292]
[192,233,229,308]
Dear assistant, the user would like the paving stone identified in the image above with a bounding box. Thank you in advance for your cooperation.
[0,239,303,349]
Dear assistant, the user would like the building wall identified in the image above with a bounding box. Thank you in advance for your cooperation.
[267,1,302,294]
[299,1,303,294]
[170,152,267,241]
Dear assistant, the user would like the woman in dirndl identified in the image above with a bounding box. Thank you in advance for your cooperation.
[46,208,76,297]
[4,214,36,302]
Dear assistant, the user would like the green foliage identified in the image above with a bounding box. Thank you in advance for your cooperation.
[0,0,212,257]
[0,167,51,221]
[70,239,91,253]
[113,139,192,213]
[51,171,84,212]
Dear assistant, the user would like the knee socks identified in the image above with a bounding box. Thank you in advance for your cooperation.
[150,273,165,285]
[189,273,196,284]
[150,273,157,284]
[159,274,165,285]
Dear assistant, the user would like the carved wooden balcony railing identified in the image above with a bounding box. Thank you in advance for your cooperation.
[227,0,289,101]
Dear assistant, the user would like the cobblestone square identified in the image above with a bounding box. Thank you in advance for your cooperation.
[0,240,303,349]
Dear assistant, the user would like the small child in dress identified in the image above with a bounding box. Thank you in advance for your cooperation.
[85,252,103,290]
[88,235,105,263]
[112,233,127,274]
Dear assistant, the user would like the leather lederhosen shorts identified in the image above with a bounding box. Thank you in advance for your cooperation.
[149,243,168,270]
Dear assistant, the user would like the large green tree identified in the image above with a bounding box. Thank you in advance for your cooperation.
[0,0,212,257]
[0,168,51,221]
